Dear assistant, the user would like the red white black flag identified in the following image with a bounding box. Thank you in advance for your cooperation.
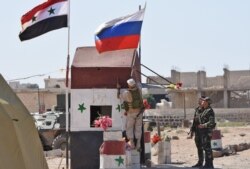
[19,0,68,41]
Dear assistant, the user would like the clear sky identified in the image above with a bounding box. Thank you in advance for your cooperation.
[1,0,250,88]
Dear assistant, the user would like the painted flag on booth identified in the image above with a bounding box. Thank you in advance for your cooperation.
[95,7,145,53]
[19,0,68,41]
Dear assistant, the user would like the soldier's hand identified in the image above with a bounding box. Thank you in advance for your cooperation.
[198,124,205,128]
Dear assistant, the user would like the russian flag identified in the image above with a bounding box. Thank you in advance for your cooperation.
[95,7,145,53]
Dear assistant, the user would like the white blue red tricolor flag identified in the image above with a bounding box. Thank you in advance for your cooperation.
[19,0,68,41]
[95,7,145,53]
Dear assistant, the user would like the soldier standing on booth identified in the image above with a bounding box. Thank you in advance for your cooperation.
[122,78,144,151]
[191,96,216,169]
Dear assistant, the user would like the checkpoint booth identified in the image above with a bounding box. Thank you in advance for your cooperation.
[70,46,141,169]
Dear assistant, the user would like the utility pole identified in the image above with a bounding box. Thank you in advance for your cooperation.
[183,92,186,120]
[37,86,41,113]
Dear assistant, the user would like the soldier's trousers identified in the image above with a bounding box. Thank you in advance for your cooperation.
[195,129,213,164]
[126,112,143,141]
[195,131,204,163]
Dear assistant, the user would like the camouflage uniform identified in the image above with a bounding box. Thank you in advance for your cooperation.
[191,96,216,168]
[123,85,144,150]
[198,105,216,168]
[191,106,204,166]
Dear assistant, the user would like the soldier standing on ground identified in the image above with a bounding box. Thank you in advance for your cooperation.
[190,96,205,168]
[191,96,216,169]
[122,78,144,151]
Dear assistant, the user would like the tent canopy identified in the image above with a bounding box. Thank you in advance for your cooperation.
[0,74,48,169]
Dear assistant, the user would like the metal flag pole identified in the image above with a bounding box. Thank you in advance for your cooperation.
[135,69,167,88]
[137,5,142,82]
[141,63,175,85]
[130,5,142,78]
[139,5,141,59]
[65,0,71,168]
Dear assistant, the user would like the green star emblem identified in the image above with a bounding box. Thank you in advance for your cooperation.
[48,7,55,15]
[115,156,124,166]
[116,104,124,112]
[78,103,86,113]
[213,142,217,146]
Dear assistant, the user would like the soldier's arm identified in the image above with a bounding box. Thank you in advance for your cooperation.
[203,110,215,128]
[190,108,198,131]
[188,109,197,137]
[190,120,195,133]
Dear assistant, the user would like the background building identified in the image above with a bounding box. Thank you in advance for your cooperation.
[9,68,250,113]
[10,78,70,113]
[146,68,250,108]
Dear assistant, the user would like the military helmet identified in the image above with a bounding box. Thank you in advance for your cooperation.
[201,96,212,105]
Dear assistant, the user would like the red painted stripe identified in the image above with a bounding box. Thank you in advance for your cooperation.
[21,0,66,24]
[95,35,140,53]
[144,131,151,143]
[212,130,221,140]
[99,140,125,155]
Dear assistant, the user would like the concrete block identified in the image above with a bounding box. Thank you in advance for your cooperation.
[104,131,122,141]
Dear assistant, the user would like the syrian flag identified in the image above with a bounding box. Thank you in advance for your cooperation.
[95,7,145,53]
[19,0,68,41]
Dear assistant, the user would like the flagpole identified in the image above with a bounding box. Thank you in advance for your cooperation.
[138,5,142,84]
[65,0,70,169]
[130,5,142,79]
[139,5,141,60]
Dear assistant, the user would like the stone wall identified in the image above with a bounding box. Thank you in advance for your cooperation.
[206,76,223,88]
[180,72,197,88]
[229,70,250,89]
[144,108,250,127]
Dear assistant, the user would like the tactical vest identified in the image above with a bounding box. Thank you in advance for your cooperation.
[199,107,212,124]
[123,88,143,111]
[193,107,203,125]
[198,107,216,129]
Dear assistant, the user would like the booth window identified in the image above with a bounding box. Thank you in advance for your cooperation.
[90,105,112,127]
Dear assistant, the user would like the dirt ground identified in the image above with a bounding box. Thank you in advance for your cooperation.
[46,125,250,169]
[166,125,250,169]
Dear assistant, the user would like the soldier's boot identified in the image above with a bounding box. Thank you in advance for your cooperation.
[203,149,214,168]
[192,149,204,168]
[202,160,214,169]
[192,161,203,168]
